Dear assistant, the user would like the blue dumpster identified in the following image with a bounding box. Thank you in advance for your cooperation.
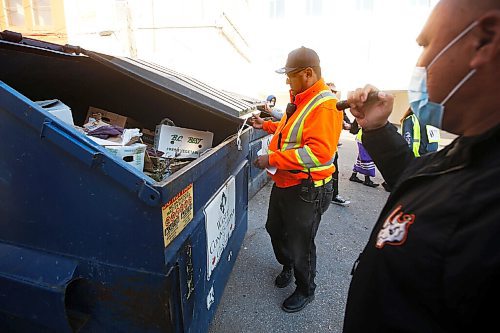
[0,32,257,332]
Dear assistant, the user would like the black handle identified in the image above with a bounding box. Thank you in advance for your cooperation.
[336,91,380,111]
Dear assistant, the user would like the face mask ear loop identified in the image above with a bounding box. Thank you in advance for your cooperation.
[440,69,476,105]
[428,21,479,69]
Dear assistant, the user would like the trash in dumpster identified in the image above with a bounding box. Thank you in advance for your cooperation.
[105,143,147,171]
[86,123,123,139]
[141,128,156,146]
[35,99,74,125]
[85,106,142,129]
[155,123,214,159]
[88,135,147,171]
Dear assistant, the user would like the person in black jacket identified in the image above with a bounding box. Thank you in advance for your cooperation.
[342,0,500,332]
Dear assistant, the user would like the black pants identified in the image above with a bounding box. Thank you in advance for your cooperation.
[333,152,339,197]
[265,179,333,296]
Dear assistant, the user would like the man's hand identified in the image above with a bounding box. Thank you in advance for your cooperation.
[347,85,394,131]
[249,113,265,130]
[253,154,270,169]
[264,102,272,113]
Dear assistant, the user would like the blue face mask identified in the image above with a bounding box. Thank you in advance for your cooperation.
[408,21,478,129]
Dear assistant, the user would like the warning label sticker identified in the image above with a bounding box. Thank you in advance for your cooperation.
[162,184,194,247]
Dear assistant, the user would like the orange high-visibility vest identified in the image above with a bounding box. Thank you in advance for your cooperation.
[262,79,344,188]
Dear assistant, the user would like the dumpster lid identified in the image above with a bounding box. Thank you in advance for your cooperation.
[84,51,258,122]
[0,31,259,122]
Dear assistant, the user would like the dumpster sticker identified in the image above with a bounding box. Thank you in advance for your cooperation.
[162,183,194,247]
[204,176,236,280]
[207,285,215,310]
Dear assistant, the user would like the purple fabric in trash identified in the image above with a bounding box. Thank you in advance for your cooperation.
[88,125,124,139]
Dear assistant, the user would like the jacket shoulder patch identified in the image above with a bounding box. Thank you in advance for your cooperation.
[376,205,415,248]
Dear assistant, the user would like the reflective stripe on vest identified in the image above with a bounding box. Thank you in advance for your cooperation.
[356,128,363,142]
[281,90,336,171]
[410,114,421,157]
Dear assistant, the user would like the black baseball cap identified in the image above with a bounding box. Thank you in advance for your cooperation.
[275,46,320,74]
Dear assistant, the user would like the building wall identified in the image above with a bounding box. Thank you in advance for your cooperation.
[0,0,67,44]
[129,0,255,94]
[63,0,135,57]
[60,0,256,94]
[249,0,439,100]
[387,90,410,125]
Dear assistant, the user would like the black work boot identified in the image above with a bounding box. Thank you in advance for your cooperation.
[275,266,293,288]
[281,289,315,313]
[363,176,379,188]
[349,173,363,183]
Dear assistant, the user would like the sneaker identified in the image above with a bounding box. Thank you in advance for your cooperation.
[331,195,350,206]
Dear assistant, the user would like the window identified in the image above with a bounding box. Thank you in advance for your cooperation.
[269,0,284,18]
[306,0,322,16]
[4,0,25,26]
[31,0,52,27]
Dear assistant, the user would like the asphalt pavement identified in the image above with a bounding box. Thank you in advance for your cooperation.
[208,131,390,333]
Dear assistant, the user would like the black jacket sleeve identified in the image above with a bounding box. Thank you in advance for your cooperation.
[343,111,351,124]
[349,119,359,135]
[362,122,414,187]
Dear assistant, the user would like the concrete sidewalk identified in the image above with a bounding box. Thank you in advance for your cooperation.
[208,132,390,333]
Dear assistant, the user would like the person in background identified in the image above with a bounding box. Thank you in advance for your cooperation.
[400,107,441,156]
[348,119,379,188]
[326,82,352,146]
[251,46,343,313]
[342,0,500,332]
[264,94,285,121]
[326,82,351,206]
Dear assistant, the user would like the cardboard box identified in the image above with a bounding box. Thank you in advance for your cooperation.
[154,124,213,159]
[36,99,74,125]
[87,136,147,171]
[85,106,142,129]
[105,143,147,172]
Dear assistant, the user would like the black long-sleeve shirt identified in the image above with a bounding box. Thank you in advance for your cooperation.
[343,123,500,333]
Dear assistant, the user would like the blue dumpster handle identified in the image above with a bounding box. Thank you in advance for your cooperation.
[40,120,105,168]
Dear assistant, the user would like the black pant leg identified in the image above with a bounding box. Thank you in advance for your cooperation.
[333,152,339,197]
[265,184,293,267]
[280,184,326,296]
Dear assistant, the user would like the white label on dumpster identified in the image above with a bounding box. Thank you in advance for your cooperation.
[162,183,194,247]
[207,285,215,310]
[205,176,236,280]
